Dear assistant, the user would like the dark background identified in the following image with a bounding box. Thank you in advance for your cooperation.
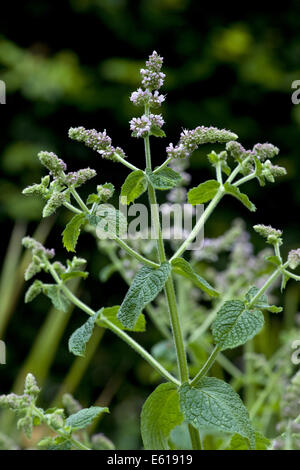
[0,0,299,449]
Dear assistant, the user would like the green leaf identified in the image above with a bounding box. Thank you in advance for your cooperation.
[66,406,109,431]
[188,180,220,205]
[68,309,103,357]
[266,255,281,266]
[86,193,100,205]
[43,285,71,312]
[171,258,219,297]
[61,271,88,282]
[98,305,146,332]
[245,286,283,313]
[117,262,171,329]
[120,170,148,205]
[228,431,270,450]
[253,155,265,187]
[147,167,182,191]
[281,271,290,292]
[141,383,184,450]
[150,125,166,138]
[179,378,255,449]
[62,213,86,252]
[212,300,264,350]
[224,182,256,212]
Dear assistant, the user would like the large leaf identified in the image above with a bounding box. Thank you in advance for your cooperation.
[120,170,148,205]
[141,383,184,450]
[171,258,219,297]
[68,309,103,357]
[147,167,182,191]
[224,182,256,212]
[98,305,146,332]
[66,406,109,431]
[212,300,264,350]
[62,213,86,252]
[179,378,255,448]
[117,262,171,329]
[188,180,220,205]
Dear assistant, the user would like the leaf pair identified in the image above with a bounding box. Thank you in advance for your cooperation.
[188,179,256,212]
[120,167,181,205]
[141,378,256,450]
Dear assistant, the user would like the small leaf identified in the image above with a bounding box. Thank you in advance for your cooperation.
[245,286,282,313]
[66,406,109,431]
[281,271,290,291]
[150,125,166,138]
[117,262,171,329]
[25,279,44,303]
[224,182,256,212]
[120,170,148,205]
[212,300,264,350]
[171,258,219,297]
[43,284,71,312]
[266,255,281,266]
[179,378,255,449]
[68,309,103,357]
[98,305,146,332]
[62,213,86,252]
[141,383,184,450]
[61,271,88,282]
[86,193,100,205]
[228,431,270,450]
[147,167,182,191]
[188,180,220,205]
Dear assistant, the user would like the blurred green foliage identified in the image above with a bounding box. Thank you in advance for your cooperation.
[0,0,300,449]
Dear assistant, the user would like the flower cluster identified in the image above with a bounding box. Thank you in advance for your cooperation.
[288,248,300,270]
[253,143,279,160]
[68,127,126,161]
[140,50,165,91]
[64,168,96,187]
[253,224,283,245]
[166,126,238,159]
[130,88,165,108]
[130,113,164,138]
[38,151,67,177]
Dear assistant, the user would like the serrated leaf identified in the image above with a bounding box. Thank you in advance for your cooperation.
[147,167,182,191]
[98,305,146,332]
[141,383,184,450]
[120,170,148,205]
[61,271,88,281]
[117,262,171,329]
[171,258,219,297]
[68,309,103,357]
[179,378,255,448]
[212,300,264,350]
[245,286,282,313]
[43,284,71,312]
[62,213,86,252]
[86,193,100,205]
[66,406,109,431]
[188,180,220,205]
[228,431,270,450]
[224,182,256,212]
[150,125,166,138]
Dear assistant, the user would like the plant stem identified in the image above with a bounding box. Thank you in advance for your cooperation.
[188,424,202,450]
[63,201,82,214]
[153,156,173,174]
[233,172,256,187]
[190,345,221,387]
[70,187,89,213]
[247,265,286,308]
[114,236,160,269]
[170,189,224,260]
[113,152,140,172]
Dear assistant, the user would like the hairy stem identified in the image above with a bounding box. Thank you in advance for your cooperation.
[190,345,221,387]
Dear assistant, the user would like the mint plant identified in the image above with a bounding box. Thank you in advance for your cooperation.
[1,51,300,450]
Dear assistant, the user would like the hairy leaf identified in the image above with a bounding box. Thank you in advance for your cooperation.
[171,258,219,297]
[141,383,184,450]
[66,406,109,431]
[120,170,148,205]
[62,213,86,252]
[224,182,256,212]
[188,180,220,205]
[179,378,255,448]
[98,305,146,332]
[147,167,182,191]
[117,262,171,329]
[43,284,71,312]
[68,309,103,357]
[245,286,282,313]
[61,271,88,282]
[212,300,264,350]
